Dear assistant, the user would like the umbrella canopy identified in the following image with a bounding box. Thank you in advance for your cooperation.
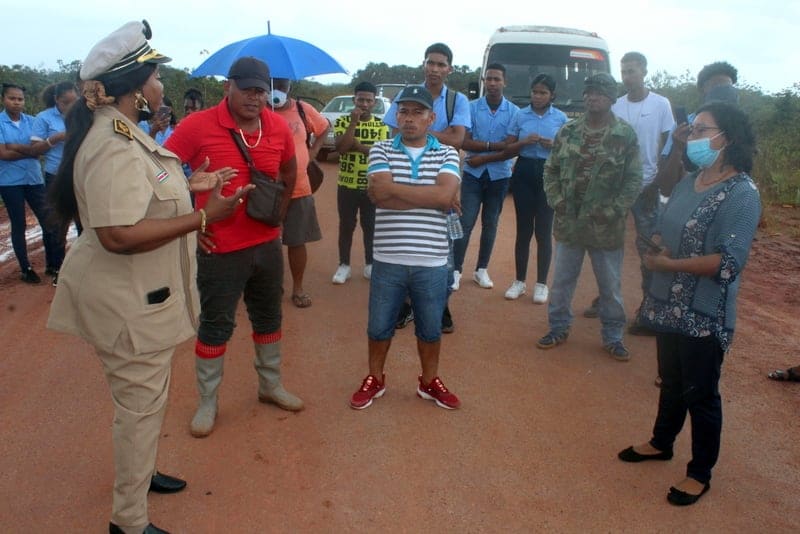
[192,26,347,80]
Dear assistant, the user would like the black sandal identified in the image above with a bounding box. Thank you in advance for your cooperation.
[767,367,800,382]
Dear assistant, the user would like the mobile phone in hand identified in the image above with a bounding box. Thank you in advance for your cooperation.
[637,234,662,253]
[674,106,688,125]
[156,105,171,120]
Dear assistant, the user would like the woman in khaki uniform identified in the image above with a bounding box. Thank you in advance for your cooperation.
[47,21,250,534]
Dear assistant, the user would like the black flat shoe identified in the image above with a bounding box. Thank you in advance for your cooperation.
[618,446,673,462]
[667,482,710,506]
[149,471,187,494]
[110,522,170,533]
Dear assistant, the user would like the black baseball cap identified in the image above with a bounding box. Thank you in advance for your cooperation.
[395,86,433,109]
[227,57,270,91]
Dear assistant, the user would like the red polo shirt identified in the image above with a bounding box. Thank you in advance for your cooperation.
[166,98,295,253]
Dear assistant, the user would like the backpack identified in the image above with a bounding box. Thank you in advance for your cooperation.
[445,87,457,125]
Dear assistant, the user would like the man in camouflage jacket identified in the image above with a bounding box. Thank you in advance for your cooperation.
[537,73,641,361]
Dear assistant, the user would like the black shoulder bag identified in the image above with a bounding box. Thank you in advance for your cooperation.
[229,130,285,227]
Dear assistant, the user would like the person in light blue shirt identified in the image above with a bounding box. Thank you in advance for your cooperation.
[0,83,63,284]
[137,95,175,145]
[383,42,470,334]
[383,43,471,150]
[453,63,519,291]
[31,82,78,177]
[496,74,568,303]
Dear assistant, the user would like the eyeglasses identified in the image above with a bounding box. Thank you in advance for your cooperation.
[688,125,721,136]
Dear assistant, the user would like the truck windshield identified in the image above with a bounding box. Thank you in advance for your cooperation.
[488,43,609,113]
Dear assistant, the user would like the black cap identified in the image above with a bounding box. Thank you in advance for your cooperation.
[584,72,618,101]
[227,57,270,91]
[395,86,433,109]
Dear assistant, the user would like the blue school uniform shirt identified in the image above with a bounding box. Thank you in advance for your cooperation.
[463,96,520,179]
[0,110,43,186]
[138,120,174,146]
[31,106,66,175]
[507,104,568,160]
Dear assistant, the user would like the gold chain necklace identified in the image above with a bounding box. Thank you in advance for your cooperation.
[238,118,262,149]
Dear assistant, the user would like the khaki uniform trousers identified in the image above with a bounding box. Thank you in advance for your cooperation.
[97,327,173,533]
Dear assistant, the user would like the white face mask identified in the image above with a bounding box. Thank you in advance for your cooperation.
[271,89,288,108]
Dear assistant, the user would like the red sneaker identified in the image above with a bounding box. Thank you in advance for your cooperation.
[350,374,386,410]
[417,376,460,409]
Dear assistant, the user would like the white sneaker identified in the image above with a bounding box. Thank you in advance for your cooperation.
[473,268,493,289]
[451,270,462,291]
[332,264,351,284]
[532,283,549,304]
[363,264,372,280]
[504,280,527,300]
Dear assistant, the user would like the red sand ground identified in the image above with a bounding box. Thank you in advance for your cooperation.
[1,161,798,533]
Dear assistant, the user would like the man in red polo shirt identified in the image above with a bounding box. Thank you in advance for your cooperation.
[166,57,304,438]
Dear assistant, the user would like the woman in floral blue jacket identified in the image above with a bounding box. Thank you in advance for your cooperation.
[618,102,761,506]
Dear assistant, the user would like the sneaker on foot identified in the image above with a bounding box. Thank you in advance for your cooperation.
[504,280,527,300]
[417,375,460,409]
[536,330,568,349]
[395,302,414,329]
[332,264,351,284]
[532,283,549,304]
[363,264,372,280]
[604,341,631,361]
[583,296,600,318]
[473,268,493,289]
[350,374,386,410]
[51,273,58,287]
[21,268,41,284]
[451,270,462,291]
[441,305,454,334]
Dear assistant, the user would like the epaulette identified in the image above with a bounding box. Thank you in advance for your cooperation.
[113,119,133,140]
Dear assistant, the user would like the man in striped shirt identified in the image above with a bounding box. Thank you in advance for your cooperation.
[349,86,462,410]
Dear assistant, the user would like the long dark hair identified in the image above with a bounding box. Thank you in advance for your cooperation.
[41,81,78,108]
[50,64,156,226]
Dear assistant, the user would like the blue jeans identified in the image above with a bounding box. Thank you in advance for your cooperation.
[630,186,659,294]
[453,171,509,273]
[196,239,283,346]
[0,184,63,271]
[368,260,448,342]
[547,242,626,344]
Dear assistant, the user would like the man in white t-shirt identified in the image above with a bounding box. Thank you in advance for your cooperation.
[584,51,675,333]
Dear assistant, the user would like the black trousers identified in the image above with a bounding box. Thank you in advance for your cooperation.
[650,332,724,484]
[337,186,375,266]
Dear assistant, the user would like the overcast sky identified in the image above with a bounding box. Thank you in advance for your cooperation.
[1,0,796,94]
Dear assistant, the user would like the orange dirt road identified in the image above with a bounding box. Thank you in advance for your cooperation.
[1,160,798,532]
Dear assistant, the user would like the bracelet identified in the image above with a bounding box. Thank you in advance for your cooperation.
[46,137,54,148]
[198,208,207,233]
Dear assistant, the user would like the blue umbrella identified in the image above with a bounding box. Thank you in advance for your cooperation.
[192,23,347,80]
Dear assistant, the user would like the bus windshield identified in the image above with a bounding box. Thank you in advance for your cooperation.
[488,43,609,113]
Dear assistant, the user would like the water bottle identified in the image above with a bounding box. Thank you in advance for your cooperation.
[446,210,463,240]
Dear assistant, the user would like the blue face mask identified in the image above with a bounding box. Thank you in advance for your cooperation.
[686,133,724,168]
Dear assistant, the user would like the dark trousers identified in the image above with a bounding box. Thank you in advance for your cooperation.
[650,332,724,484]
[453,171,509,273]
[196,239,284,346]
[0,183,62,272]
[337,185,375,266]
[511,158,553,283]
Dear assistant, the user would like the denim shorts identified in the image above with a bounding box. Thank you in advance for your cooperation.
[367,260,448,342]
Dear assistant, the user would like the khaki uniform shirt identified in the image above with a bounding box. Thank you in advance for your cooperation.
[48,106,199,354]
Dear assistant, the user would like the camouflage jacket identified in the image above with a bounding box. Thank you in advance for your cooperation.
[543,114,641,249]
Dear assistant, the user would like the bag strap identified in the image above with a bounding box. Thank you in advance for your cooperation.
[445,87,456,125]
[295,100,312,148]
[229,129,256,168]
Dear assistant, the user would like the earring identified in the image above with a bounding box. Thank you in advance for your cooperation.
[134,91,150,112]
